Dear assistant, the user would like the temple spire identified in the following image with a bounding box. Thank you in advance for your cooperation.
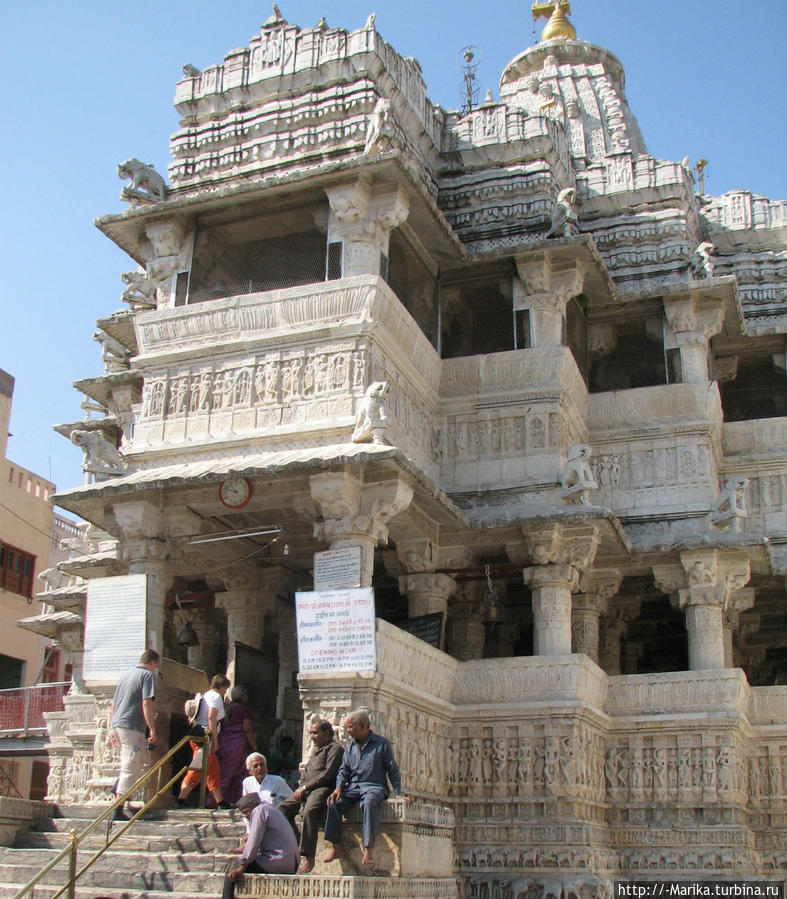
[532,0,577,41]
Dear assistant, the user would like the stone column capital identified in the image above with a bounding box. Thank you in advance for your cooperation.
[514,253,585,311]
[522,522,599,571]
[399,571,457,598]
[572,593,610,617]
[121,537,169,565]
[578,568,622,600]
[115,501,163,540]
[663,292,724,343]
[325,179,409,244]
[523,562,579,592]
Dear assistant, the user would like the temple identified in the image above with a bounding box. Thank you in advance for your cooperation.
[24,1,787,893]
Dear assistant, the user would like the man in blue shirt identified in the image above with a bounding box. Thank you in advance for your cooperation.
[324,709,411,867]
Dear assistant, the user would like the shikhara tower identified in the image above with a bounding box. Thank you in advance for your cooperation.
[30,2,786,892]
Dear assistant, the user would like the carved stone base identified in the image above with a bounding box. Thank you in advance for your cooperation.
[236,875,459,898]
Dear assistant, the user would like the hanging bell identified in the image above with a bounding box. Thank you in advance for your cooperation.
[177,621,200,646]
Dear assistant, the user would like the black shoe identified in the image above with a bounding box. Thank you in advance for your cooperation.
[175,799,189,809]
[217,801,233,810]
[112,807,129,821]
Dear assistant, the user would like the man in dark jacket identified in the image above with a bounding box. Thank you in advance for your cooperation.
[324,709,411,867]
[277,719,343,873]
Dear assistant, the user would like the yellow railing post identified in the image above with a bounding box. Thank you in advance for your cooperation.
[66,829,77,899]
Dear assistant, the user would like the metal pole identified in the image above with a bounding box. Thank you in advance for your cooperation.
[23,687,31,734]
[198,733,208,809]
[67,829,77,899]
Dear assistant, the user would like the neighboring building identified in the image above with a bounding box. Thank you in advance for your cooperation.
[43,2,785,892]
[0,369,67,800]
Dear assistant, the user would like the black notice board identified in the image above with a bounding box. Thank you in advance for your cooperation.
[394,612,443,648]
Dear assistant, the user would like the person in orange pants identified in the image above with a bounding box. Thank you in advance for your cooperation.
[177,674,231,808]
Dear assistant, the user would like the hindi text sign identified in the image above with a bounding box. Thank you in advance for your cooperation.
[313,546,362,591]
[295,588,376,673]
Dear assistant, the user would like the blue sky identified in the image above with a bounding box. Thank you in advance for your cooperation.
[1,0,785,511]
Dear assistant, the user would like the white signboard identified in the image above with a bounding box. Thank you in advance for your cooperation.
[295,588,376,673]
[313,546,362,591]
[84,575,147,683]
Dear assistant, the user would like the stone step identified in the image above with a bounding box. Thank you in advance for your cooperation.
[17,828,241,854]
[0,845,235,873]
[236,874,460,898]
[0,862,226,893]
[0,884,216,899]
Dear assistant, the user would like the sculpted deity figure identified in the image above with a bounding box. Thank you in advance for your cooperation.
[117,158,166,205]
[351,381,390,444]
[546,187,579,238]
[70,430,125,478]
[560,444,599,504]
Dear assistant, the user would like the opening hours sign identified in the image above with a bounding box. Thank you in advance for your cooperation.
[295,588,376,673]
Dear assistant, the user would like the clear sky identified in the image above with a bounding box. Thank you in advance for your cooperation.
[1,0,785,513]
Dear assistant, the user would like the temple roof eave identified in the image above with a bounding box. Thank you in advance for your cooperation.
[96,152,468,271]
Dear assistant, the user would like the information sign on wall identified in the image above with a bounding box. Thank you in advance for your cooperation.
[295,587,376,673]
[84,575,147,683]
[313,546,362,591]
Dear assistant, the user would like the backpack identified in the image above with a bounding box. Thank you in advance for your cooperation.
[184,692,203,724]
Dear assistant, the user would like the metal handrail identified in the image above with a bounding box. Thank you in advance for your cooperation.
[13,731,211,899]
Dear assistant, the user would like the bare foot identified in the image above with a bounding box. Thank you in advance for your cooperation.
[297,857,314,874]
[324,845,345,863]
[361,848,374,866]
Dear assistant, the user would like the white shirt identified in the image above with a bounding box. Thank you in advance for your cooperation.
[195,689,225,729]
[241,773,292,807]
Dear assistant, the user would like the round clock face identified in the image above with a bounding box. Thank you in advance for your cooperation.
[219,478,252,509]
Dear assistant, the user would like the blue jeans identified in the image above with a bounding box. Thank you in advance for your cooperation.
[324,785,387,849]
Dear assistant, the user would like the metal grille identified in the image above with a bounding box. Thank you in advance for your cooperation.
[188,227,329,304]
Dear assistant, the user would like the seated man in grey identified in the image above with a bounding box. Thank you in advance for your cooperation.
[324,709,411,867]
[223,794,298,898]
[278,718,344,873]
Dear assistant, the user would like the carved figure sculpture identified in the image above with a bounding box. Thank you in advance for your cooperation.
[93,331,130,372]
[690,241,717,279]
[182,63,201,77]
[711,476,748,531]
[351,381,390,445]
[364,98,395,156]
[560,444,599,504]
[120,271,157,309]
[546,187,578,238]
[70,430,126,479]
[117,158,166,205]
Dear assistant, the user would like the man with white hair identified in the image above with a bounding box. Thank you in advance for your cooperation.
[223,793,298,898]
[241,752,293,806]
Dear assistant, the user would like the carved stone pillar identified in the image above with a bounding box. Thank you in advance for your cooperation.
[723,588,755,668]
[663,293,724,383]
[325,179,409,277]
[399,572,456,650]
[599,617,626,675]
[521,522,599,657]
[572,570,622,663]
[446,585,486,661]
[116,500,171,652]
[654,550,751,671]
[514,254,585,347]
[523,564,577,655]
[310,471,413,587]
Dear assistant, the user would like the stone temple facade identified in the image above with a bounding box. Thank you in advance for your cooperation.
[30,3,787,895]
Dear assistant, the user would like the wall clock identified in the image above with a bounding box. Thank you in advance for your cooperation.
[218,477,252,509]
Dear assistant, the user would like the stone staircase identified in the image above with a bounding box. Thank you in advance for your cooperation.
[0,806,239,898]
[0,801,459,899]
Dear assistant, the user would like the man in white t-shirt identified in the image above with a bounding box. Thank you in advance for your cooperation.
[177,674,231,808]
[242,753,293,807]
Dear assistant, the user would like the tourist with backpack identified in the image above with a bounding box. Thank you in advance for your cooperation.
[177,673,231,808]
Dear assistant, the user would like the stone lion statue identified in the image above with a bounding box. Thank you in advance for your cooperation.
[711,476,748,531]
[352,381,390,445]
[560,444,598,504]
[690,241,717,279]
[121,271,157,309]
[117,158,166,203]
[364,98,395,156]
[70,430,126,478]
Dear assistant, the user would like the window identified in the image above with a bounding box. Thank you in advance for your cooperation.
[720,354,787,421]
[0,541,36,599]
[588,314,667,392]
[187,203,332,304]
[0,654,25,689]
[387,231,438,348]
[441,272,514,358]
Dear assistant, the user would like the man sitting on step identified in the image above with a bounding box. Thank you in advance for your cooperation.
[223,793,299,898]
[324,709,411,868]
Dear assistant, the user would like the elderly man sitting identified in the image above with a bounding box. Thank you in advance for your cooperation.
[241,752,293,806]
[223,793,298,898]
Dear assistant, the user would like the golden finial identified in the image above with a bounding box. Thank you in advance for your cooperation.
[532,0,577,41]
[694,157,708,195]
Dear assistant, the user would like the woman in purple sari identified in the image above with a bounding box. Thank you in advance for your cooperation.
[217,686,257,804]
